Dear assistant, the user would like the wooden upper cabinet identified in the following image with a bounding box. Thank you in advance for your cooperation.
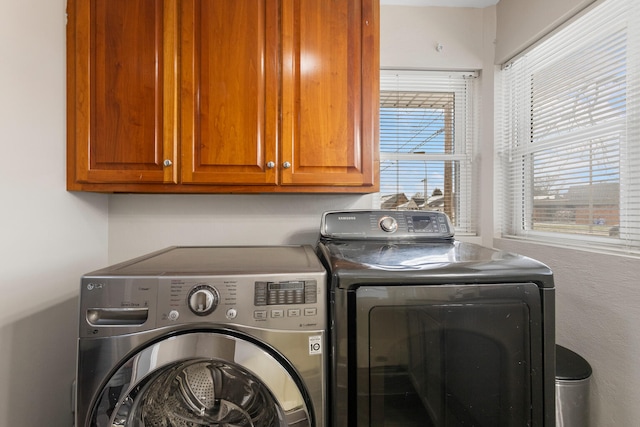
[67,0,379,192]
[280,0,379,187]
[180,0,279,185]
[67,0,177,185]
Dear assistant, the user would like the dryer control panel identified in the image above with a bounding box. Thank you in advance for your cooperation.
[321,210,455,240]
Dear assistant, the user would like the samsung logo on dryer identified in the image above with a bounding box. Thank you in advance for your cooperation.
[337,216,357,221]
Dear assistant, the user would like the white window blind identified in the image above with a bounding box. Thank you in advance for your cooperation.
[498,0,640,255]
[379,70,478,234]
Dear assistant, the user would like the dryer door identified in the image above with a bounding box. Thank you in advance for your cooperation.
[90,332,313,427]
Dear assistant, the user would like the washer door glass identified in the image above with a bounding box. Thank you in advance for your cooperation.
[91,332,312,427]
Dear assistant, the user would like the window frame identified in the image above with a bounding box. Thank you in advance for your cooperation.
[497,0,640,256]
[377,70,478,235]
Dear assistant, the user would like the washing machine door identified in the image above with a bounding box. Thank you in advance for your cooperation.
[90,332,313,427]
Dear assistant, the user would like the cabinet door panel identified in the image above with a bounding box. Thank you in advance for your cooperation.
[70,0,171,184]
[281,0,378,187]
[181,0,278,185]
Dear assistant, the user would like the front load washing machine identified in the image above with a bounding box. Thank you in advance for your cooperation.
[76,245,327,427]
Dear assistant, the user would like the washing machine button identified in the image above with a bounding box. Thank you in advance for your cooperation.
[304,307,317,316]
[271,309,284,318]
[288,308,301,317]
[226,308,237,319]
[254,310,267,319]
[168,310,180,321]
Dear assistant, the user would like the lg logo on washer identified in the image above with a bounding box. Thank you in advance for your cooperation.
[86,282,104,291]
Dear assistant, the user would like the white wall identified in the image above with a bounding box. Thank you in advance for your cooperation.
[107,194,373,262]
[0,0,109,425]
[495,0,595,63]
[381,6,485,70]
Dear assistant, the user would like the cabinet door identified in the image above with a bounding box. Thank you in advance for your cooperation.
[280,0,379,188]
[180,0,279,185]
[67,0,178,185]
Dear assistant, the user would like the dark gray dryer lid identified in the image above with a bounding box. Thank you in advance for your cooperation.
[317,240,554,289]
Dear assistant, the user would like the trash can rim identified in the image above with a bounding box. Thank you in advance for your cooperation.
[556,344,592,380]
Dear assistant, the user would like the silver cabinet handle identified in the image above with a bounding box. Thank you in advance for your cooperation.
[266,161,275,169]
[283,161,292,169]
[163,159,172,167]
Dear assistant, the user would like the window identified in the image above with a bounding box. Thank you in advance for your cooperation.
[498,0,640,255]
[378,71,478,234]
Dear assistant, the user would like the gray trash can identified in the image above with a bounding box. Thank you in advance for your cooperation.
[556,344,592,427]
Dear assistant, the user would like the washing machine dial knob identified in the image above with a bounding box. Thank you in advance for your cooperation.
[379,216,398,233]
[188,285,219,316]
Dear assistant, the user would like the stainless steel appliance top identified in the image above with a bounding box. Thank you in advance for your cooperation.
[84,245,324,276]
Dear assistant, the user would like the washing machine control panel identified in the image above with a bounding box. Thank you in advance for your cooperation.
[79,246,326,337]
[80,274,325,337]
[154,274,325,332]
[254,281,317,306]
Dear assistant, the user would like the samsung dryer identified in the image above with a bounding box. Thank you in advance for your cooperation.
[76,245,327,427]
[317,210,555,427]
